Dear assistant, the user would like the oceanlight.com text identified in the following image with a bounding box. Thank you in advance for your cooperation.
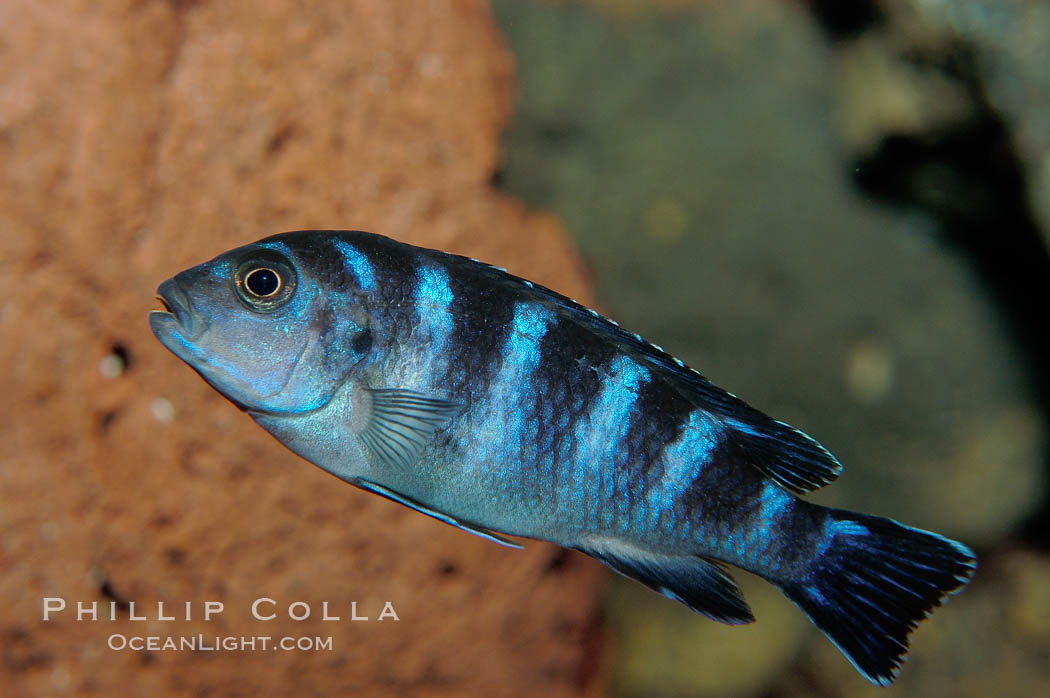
[107,634,334,652]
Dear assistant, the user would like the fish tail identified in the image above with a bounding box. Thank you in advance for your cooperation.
[780,509,976,686]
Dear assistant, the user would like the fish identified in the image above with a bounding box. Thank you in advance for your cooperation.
[150,230,976,685]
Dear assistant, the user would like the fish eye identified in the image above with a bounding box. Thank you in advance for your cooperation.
[245,268,281,297]
[235,251,297,312]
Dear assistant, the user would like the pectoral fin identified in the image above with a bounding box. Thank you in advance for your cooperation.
[360,388,462,471]
[354,479,524,550]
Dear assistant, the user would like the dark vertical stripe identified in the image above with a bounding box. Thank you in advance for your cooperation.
[620,376,698,504]
[525,312,621,493]
[680,436,768,558]
[437,256,521,402]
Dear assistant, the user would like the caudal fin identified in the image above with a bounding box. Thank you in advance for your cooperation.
[782,510,976,686]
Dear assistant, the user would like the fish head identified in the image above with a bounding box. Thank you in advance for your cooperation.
[150,237,372,415]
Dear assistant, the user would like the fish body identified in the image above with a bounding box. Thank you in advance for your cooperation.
[151,230,976,685]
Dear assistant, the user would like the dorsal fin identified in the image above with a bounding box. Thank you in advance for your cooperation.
[721,414,843,494]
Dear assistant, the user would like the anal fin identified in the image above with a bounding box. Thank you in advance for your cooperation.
[578,539,753,624]
[354,479,524,550]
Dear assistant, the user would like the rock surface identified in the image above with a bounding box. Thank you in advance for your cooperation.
[0,1,603,696]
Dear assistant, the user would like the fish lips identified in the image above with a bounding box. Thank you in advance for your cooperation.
[150,278,205,344]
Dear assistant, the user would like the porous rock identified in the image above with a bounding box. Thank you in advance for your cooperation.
[0,1,603,696]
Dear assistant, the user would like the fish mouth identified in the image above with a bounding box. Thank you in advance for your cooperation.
[150,278,201,339]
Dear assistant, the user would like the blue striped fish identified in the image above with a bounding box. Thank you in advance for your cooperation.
[150,230,976,685]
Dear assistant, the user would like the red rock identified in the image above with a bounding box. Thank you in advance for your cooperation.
[0,1,603,695]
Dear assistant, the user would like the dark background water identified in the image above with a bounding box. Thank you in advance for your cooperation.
[491,1,1050,695]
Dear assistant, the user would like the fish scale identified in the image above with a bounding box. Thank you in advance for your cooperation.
[151,229,977,686]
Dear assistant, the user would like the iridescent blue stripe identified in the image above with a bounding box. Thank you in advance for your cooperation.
[829,519,870,537]
[258,240,293,255]
[414,263,455,355]
[506,302,551,364]
[572,356,650,516]
[813,517,872,560]
[756,481,792,526]
[645,409,720,518]
[471,302,555,477]
[333,240,376,291]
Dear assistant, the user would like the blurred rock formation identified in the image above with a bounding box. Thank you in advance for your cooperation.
[493,0,1049,695]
